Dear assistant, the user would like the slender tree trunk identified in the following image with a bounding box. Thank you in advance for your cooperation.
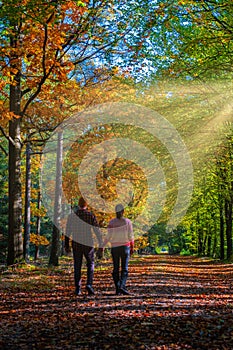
[35,245,39,261]
[225,199,232,260]
[219,201,225,260]
[212,233,217,258]
[23,142,31,261]
[197,216,204,256]
[211,218,217,258]
[207,226,211,257]
[49,131,63,266]
[60,203,66,256]
[7,73,23,265]
[35,186,42,261]
[196,212,203,255]
[34,155,42,261]
[197,226,203,255]
[202,230,207,256]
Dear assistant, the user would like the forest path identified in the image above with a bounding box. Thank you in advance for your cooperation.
[0,255,233,349]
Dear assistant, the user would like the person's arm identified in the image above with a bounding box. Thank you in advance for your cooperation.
[65,213,73,252]
[102,220,115,248]
[92,214,103,248]
[90,213,106,260]
[128,220,134,255]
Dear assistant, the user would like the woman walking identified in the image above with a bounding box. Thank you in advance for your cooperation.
[103,204,134,295]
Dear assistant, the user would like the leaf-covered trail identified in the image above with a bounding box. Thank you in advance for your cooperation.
[0,255,233,349]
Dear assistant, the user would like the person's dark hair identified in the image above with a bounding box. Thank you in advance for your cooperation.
[78,197,87,208]
[115,204,124,219]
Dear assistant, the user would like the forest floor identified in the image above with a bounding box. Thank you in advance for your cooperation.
[0,255,233,350]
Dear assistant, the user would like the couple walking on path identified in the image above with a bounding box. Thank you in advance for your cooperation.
[65,197,134,296]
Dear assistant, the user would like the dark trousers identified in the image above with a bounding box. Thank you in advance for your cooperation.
[111,245,130,289]
[72,243,94,288]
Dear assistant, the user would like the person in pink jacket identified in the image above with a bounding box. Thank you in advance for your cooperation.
[103,204,134,295]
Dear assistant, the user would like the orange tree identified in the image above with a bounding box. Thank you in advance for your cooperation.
[30,233,49,260]
[0,0,173,265]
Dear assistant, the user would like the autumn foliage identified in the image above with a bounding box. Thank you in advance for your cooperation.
[0,255,233,349]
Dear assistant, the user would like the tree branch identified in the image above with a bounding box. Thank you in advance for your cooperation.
[0,143,8,156]
[0,125,15,146]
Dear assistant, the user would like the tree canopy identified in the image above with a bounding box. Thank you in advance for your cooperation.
[0,0,232,264]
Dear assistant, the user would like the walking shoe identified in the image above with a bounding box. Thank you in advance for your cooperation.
[115,282,121,295]
[75,288,81,296]
[86,285,95,295]
[119,287,130,295]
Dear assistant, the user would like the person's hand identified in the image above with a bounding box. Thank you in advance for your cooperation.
[130,247,134,256]
[96,248,104,259]
[65,246,71,254]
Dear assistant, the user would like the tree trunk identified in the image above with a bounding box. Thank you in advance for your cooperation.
[7,75,23,265]
[202,230,207,256]
[211,218,218,258]
[197,218,203,256]
[219,201,225,260]
[49,131,63,266]
[35,156,42,261]
[206,226,211,257]
[23,142,31,261]
[225,199,232,260]
[35,189,42,261]
[35,245,39,261]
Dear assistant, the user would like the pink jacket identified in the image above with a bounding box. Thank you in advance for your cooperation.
[103,217,134,248]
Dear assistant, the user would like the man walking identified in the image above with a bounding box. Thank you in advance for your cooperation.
[65,197,103,296]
